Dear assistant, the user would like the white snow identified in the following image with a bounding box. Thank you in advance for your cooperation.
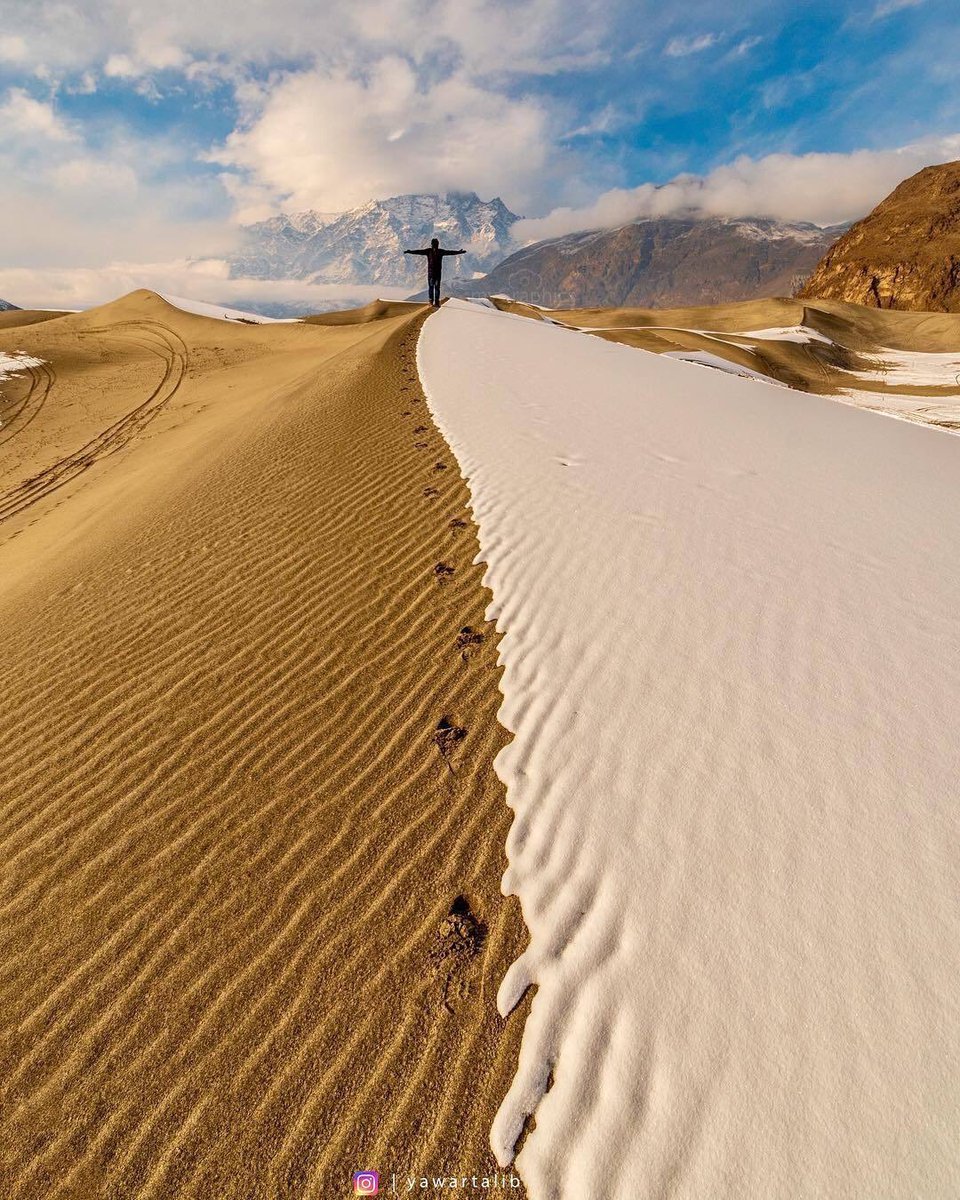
[846,347,960,387]
[737,324,834,344]
[417,300,960,1200]
[560,322,833,350]
[833,388,960,428]
[155,292,294,324]
[662,348,787,386]
[0,352,43,379]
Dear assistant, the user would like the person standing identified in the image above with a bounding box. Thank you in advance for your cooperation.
[404,238,466,307]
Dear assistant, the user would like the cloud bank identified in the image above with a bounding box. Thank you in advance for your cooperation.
[0,258,411,313]
[512,135,960,243]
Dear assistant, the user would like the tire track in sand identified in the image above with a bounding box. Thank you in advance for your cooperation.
[0,321,186,525]
[0,361,57,447]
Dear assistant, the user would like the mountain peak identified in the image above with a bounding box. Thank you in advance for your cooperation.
[230,191,520,286]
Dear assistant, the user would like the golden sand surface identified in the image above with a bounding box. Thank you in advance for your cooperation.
[491,295,960,426]
[0,310,71,331]
[0,291,528,1198]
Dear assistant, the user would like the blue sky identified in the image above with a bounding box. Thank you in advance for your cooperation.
[0,0,956,300]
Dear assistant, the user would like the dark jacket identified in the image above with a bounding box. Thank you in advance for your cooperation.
[404,246,465,279]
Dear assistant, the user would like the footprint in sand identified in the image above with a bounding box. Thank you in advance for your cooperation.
[423,487,439,497]
[449,518,468,534]
[434,462,448,472]
[414,441,429,449]
[430,894,484,964]
[456,626,484,650]
[434,562,455,581]
[430,895,486,1012]
[456,626,484,663]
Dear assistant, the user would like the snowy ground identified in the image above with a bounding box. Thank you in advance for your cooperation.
[418,300,960,1200]
[0,352,44,379]
[846,347,960,387]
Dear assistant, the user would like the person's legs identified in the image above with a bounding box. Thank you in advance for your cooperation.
[428,277,440,306]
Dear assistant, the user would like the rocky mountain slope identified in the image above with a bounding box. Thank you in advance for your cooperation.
[230,192,519,288]
[799,160,960,311]
[0,299,18,311]
[450,216,844,308]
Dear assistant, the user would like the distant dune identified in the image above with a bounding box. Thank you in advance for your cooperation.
[492,294,960,430]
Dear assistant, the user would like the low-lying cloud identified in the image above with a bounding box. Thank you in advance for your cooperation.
[0,258,412,313]
[511,135,960,244]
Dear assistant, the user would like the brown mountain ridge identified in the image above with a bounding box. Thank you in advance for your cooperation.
[442,216,843,309]
[800,159,960,312]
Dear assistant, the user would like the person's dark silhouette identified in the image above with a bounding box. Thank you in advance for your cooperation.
[404,237,466,307]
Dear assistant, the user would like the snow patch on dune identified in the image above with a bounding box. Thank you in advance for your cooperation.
[0,352,45,428]
[418,300,960,1199]
[0,352,43,379]
[737,324,833,344]
[662,348,786,385]
[847,347,960,387]
[155,293,296,324]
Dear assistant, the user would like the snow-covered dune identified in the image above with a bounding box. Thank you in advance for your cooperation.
[418,300,960,1199]
[155,292,294,323]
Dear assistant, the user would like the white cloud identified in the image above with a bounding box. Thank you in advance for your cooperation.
[0,111,235,268]
[731,35,763,57]
[52,157,139,199]
[209,57,555,214]
[511,134,960,242]
[0,259,411,312]
[664,33,718,57]
[103,54,139,78]
[0,89,75,142]
[873,0,924,17]
[0,0,616,80]
[0,34,27,62]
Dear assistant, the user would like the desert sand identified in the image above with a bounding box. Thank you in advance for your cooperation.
[0,292,527,1197]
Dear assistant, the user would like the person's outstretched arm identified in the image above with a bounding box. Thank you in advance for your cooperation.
[441,248,467,256]
[404,248,429,255]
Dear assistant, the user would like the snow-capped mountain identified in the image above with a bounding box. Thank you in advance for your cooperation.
[0,298,19,311]
[229,192,520,287]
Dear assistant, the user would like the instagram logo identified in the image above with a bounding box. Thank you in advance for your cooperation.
[352,1170,380,1195]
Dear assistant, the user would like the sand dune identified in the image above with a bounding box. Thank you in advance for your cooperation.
[0,310,71,331]
[302,298,429,326]
[490,295,960,429]
[0,291,526,1197]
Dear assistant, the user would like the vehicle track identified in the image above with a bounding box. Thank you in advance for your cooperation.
[0,321,187,525]
[0,361,57,447]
